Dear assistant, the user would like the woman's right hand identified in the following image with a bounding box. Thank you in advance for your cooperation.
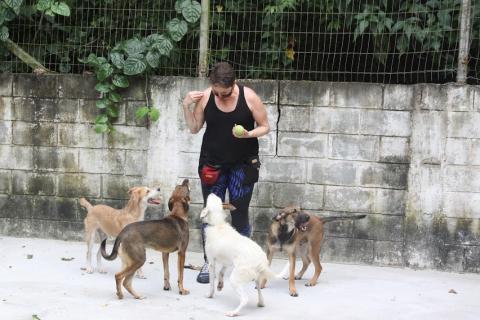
[183,91,204,106]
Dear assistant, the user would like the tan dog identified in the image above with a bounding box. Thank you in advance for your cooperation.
[80,186,162,274]
[262,206,366,297]
[100,179,191,299]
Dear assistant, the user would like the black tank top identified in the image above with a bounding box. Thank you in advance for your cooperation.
[200,85,259,166]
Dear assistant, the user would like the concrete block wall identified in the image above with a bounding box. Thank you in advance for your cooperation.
[0,74,163,240]
[1,74,479,272]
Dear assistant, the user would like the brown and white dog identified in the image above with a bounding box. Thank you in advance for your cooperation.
[101,179,191,299]
[80,186,162,274]
[262,206,366,297]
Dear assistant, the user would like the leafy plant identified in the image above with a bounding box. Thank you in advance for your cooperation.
[80,0,201,133]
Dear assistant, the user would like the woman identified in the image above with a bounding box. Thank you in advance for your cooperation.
[182,62,270,283]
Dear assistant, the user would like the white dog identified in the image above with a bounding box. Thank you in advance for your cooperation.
[200,193,276,317]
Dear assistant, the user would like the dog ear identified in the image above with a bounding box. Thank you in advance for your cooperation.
[200,207,208,219]
[181,198,189,212]
[168,197,174,211]
[222,203,236,211]
[127,187,136,195]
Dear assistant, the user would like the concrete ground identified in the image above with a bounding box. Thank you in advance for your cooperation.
[0,236,479,320]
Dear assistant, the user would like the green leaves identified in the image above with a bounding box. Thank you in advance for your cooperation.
[112,74,129,88]
[36,0,70,17]
[78,0,201,134]
[123,57,146,75]
[150,35,173,56]
[136,106,160,122]
[0,26,8,41]
[167,18,188,41]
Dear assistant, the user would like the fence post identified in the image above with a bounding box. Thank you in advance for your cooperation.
[198,0,210,77]
[457,0,472,83]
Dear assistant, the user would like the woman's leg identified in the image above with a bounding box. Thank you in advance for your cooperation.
[226,166,255,237]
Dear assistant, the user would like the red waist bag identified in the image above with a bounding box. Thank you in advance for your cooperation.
[200,164,221,185]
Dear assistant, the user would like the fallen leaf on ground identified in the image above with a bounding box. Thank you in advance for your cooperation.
[61,257,74,261]
[26,254,33,259]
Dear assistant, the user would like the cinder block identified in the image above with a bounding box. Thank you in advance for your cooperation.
[278,106,310,132]
[279,81,329,106]
[0,145,33,170]
[0,121,12,144]
[444,192,480,219]
[445,85,474,112]
[260,157,306,183]
[383,85,414,111]
[0,170,11,193]
[380,137,410,163]
[445,138,470,165]
[125,150,148,176]
[253,182,274,207]
[13,122,57,146]
[331,82,382,108]
[374,189,406,215]
[13,74,57,98]
[419,84,447,111]
[34,147,78,172]
[445,166,480,193]
[308,159,357,186]
[252,207,276,232]
[259,130,277,156]
[56,99,79,123]
[374,241,404,266]
[57,174,101,198]
[0,97,13,120]
[354,214,404,241]
[125,101,147,126]
[359,162,408,189]
[241,80,278,104]
[278,132,327,158]
[325,186,375,212]
[102,175,143,199]
[79,149,125,174]
[448,112,480,138]
[360,110,411,136]
[57,74,99,99]
[59,123,103,148]
[272,183,308,208]
[12,171,55,196]
[0,73,13,96]
[321,237,374,264]
[310,107,360,134]
[13,98,57,122]
[104,125,149,151]
[330,134,379,161]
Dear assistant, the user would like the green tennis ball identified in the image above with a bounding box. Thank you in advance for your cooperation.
[233,124,245,136]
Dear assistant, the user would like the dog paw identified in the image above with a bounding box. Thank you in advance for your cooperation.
[294,275,302,280]
[289,291,298,297]
[163,286,171,291]
[257,302,265,308]
[134,295,146,300]
[217,282,224,291]
[206,294,214,299]
[179,289,190,295]
[98,268,107,274]
[116,292,124,300]
[85,267,94,274]
[282,276,289,280]
[305,282,317,287]
[225,311,239,317]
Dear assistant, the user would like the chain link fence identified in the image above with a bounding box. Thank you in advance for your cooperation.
[1,0,480,84]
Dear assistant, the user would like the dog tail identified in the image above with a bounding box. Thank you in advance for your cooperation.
[321,214,366,223]
[100,236,120,261]
[79,197,93,211]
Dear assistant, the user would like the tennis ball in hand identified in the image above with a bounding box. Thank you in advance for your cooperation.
[233,124,245,136]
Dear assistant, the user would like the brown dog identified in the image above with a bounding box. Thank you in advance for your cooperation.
[262,206,366,297]
[80,186,162,274]
[100,179,191,299]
